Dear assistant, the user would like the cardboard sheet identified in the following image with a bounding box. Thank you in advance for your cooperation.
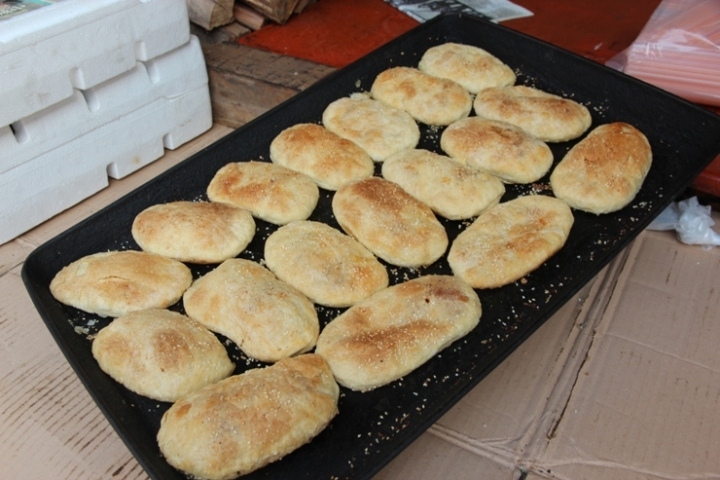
[539,229,720,479]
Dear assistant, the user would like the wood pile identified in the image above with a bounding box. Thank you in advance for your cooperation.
[187,0,316,31]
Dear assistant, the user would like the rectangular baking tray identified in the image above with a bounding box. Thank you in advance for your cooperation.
[22,13,720,480]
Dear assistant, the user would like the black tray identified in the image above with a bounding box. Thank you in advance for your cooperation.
[22,14,720,480]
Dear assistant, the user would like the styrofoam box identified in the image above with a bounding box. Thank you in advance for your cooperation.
[0,35,208,175]
[0,82,212,245]
[0,0,191,128]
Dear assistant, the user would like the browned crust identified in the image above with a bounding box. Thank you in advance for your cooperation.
[157,354,339,480]
[315,275,481,391]
[269,123,374,190]
[473,85,592,142]
[92,309,234,402]
[371,66,472,126]
[207,161,319,225]
[332,177,448,267]
[49,250,192,317]
[418,42,516,93]
[441,117,553,184]
[550,122,652,214]
[448,195,574,289]
[131,201,256,264]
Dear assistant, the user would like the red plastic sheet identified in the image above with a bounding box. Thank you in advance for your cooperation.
[238,0,418,68]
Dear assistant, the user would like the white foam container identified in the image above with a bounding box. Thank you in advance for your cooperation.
[0,0,191,128]
[0,83,212,245]
[0,35,208,175]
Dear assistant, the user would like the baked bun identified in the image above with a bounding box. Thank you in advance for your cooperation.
[332,176,448,268]
[264,221,389,308]
[322,94,420,162]
[183,259,319,363]
[371,66,472,126]
[50,250,192,317]
[315,275,481,391]
[440,117,554,184]
[157,354,339,480]
[92,309,234,402]
[418,42,515,94]
[131,201,255,264]
[381,148,505,219]
[473,85,591,142]
[550,122,652,214]
[448,195,574,289]
[269,123,374,191]
[207,161,319,225]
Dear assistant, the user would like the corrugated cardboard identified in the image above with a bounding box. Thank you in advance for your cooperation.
[377,221,720,479]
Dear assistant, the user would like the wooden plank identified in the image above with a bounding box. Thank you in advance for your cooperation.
[233,3,266,30]
[186,0,235,30]
[240,0,300,24]
[195,34,335,128]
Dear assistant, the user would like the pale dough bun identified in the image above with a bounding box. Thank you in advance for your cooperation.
[448,195,574,289]
[440,117,554,184]
[269,123,374,191]
[50,250,192,318]
[332,176,448,268]
[473,85,592,142]
[418,42,516,94]
[207,161,319,225]
[157,354,339,480]
[131,201,255,264]
[182,258,319,363]
[315,275,481,391]
[264,220,388,308]
[550,122,652,214]
[381,148,505,219]
[92,309,234,402]
[322,93,420,162]
[371,66,472,126]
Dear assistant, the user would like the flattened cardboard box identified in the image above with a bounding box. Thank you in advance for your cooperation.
[375,221,720,480]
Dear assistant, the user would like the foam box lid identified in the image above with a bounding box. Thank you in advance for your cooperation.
[0,0,191,127]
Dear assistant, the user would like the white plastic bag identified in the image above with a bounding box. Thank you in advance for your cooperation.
[647,196,720,247]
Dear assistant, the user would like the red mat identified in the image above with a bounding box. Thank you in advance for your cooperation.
[238,0,419,68]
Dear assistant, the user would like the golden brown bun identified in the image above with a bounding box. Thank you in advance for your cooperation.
[49,250,192,317]
[182,258,319,363]
[440,117,554,184]
[264,220,389,308]
[91,309,234,402]
[473,85,592,142]
[157,354,339,480]
[371,66,472,126]
[315,275,481,391]
[418,42,516,94]
[207,161,319,225]
[448,195,574,289]
[269,123,374,191]
[381,148,505,219]
[332,176,448,268]
[550,122,652,214]
[131,201,255,264]
[322,94,420,161]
